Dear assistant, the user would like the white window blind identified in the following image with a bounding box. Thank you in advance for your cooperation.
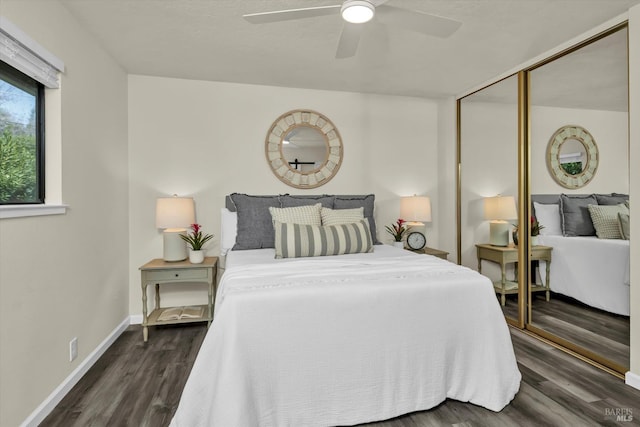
[0,16,64,88]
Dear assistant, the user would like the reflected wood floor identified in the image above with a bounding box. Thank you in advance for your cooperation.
[41,324,640,427]
[503,292,630,368]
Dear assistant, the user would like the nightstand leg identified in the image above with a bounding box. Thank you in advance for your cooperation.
[142,283,149,342]
[546,260,551,301]
[155,283,160,310]
[501,264,507,306]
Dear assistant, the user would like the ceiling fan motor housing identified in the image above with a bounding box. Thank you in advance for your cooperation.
[341,0,375,24]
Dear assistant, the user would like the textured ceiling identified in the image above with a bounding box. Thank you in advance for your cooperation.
[59,0,639,100]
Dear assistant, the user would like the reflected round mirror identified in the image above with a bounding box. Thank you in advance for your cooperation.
[546,125,598,188]
[265,110,343,189]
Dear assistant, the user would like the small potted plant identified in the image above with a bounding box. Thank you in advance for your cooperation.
[512,216,544,246]
[180,223,214,264]
[385,218,410,249]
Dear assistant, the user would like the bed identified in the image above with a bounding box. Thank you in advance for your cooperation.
[532,194,630,316]
[170,194,521,427]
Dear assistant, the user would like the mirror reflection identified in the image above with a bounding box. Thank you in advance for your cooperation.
[282,126,327,173]
[529,26,629,371]
[459,74,521,322]
[559,138,586,175]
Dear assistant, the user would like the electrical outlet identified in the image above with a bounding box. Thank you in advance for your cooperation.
[69,337,78,362]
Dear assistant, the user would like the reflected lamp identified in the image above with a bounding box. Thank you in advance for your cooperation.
[156,195,195,261]
[484,196,517,247]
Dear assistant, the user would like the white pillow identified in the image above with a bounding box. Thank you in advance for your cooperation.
[533,202,562,236]
[220,208,237,254]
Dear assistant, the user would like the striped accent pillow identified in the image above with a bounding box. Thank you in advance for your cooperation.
[269,203,322,226]
[587,203,629,239]
[321,207,364,226]
[274,218,373,259]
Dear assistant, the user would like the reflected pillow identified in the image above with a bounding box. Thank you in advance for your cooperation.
[533,202,562,236]
[617,212,630,240]
[560,194,597,236]
[587,203,628,239]
[595,193,628,206]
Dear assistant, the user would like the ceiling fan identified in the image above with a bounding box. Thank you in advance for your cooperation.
[243,0,462,59]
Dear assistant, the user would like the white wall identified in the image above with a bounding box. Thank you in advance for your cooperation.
[0,2,129,426]
[128,75,440,313]
[530,106,629,194]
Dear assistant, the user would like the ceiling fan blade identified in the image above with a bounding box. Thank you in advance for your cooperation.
[376,5,461,38]
[243,5,340,24]
[336,23,363,59]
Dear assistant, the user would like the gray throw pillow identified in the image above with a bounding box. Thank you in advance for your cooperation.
[334,194,380,244]
[618,212,630,240]
[280,194,335,208]
[595,193,628,206]
[560,194,598,236]
[230,193,281,250]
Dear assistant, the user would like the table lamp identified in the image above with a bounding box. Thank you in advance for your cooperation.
[400,195,432,227]
[484,195,517,247]
[156,195,195,261]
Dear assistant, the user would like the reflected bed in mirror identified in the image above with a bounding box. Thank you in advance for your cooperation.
[265,109,343,189]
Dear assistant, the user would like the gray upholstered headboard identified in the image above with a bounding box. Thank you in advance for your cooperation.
[225,194,369,211]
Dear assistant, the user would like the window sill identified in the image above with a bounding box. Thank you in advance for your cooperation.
[0,204,68,219]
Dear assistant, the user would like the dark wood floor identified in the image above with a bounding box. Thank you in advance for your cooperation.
[41,323,640,427]
[502,292,630,368]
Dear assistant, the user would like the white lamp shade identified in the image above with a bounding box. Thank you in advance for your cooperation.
[400,196,432,223]
[483,196,517,221]
[156,196,195,230]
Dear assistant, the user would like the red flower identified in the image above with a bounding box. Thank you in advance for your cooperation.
[191,223,201,233]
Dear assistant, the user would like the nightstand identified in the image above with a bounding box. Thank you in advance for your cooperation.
[475,244,552,306]
[139,257,218,342]
[409,246,449,260]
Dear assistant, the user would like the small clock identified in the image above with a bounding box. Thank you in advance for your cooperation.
[406,231,426,250]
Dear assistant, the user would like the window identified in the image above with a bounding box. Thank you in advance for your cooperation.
[0,60,44,204]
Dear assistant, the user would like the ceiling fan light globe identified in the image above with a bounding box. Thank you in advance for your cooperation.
[341,0,375,24]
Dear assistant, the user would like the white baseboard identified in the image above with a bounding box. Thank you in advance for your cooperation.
[129,313,143,325]
[626,371,640,391]
[20,316,131,427]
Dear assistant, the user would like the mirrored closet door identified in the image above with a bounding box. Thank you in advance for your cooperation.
[458,74,523,325]
[527,25,630,373]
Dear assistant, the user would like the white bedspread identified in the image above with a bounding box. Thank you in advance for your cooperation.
[171,246,521,427]
[538,235,630,316]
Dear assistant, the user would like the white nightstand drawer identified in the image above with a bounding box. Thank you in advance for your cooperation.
[146,268,209,281]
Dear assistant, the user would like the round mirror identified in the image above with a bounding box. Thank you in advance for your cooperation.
[265,110,343,189]
[546,125,598,189]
